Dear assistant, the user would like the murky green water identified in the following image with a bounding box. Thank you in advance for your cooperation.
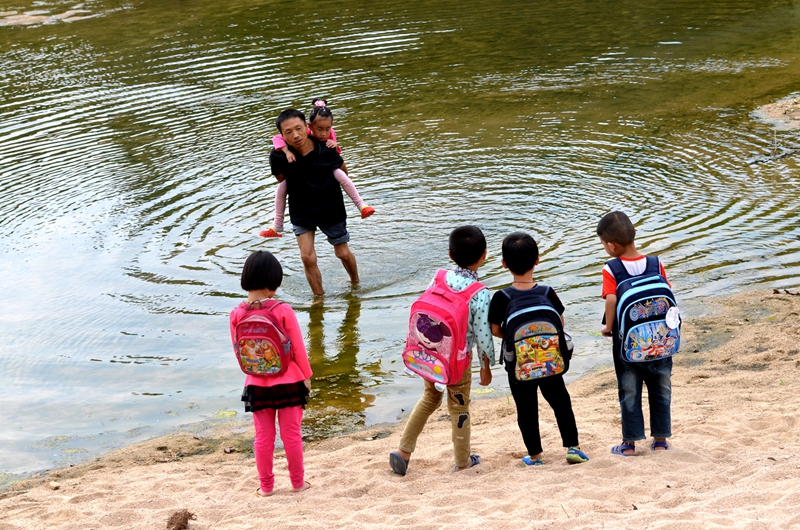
[2,0,799,477]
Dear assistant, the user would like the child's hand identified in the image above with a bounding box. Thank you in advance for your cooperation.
[281,146,296,163]
[601,325,613,337]
[303,378,311,390]
[479,364,492,386]
[325,139,338,149]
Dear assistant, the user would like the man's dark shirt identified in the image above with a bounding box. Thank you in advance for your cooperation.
[269,137,345,228]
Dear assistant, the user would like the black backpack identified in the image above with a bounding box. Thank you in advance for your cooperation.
[607,256,681,362]
[500,285,573,381]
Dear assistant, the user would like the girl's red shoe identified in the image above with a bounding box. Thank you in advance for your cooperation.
[360,205,375,219]
[259,226,282,238]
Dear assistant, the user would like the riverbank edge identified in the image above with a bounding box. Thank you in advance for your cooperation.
[1,288,796,501]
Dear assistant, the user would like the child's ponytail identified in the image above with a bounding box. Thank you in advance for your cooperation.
[309,98,333,123]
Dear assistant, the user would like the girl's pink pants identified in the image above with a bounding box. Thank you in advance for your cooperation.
[252,405,305,492]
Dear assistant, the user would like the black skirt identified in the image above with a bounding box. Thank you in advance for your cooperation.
[241,381,310,413]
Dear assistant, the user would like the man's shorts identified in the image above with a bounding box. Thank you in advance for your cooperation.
[292,221,350,246]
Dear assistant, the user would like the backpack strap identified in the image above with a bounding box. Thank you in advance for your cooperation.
[607,256,660,282]
[605,258,630,283]
[432,269,448,287]
[461,279,486,300]
[433,269,485,301]
[246,299,285,312]
[643,255,660,276]
[530,284,549,297]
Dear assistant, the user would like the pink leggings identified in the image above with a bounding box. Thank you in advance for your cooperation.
[252,406,305,492]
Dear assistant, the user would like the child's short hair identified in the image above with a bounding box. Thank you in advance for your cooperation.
[502,232,539,275]
[449,225,486,268]
[241,250,283,291]
[596,211,636,246]
[275,109,306,133]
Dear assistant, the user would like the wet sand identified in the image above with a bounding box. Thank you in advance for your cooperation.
[2,290,800,529]
[755,95,800,130]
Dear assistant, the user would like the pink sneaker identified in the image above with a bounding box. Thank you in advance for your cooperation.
[360,205,375,219]
[259,226,282,238]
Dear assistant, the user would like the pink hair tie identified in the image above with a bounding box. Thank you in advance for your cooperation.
[314,100,326,107]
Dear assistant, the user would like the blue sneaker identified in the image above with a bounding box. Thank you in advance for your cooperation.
[522,455,543,466]
[566,446,589,464]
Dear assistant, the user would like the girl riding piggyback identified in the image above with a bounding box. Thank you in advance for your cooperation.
[260,99,375,238]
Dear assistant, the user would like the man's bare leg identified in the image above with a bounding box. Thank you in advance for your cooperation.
[333,242,359,284]
[296,231,324,296]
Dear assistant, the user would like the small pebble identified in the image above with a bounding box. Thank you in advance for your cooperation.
[49,481,60,490]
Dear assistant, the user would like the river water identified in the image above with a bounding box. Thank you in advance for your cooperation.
[1,0,799,478]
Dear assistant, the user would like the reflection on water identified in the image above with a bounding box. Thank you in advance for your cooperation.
[1,0,800,477]
[302,294,379,438]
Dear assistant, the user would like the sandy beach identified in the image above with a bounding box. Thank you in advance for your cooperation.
[2,290,800,529]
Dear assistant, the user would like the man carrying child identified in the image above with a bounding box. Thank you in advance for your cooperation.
[269,109,359,297]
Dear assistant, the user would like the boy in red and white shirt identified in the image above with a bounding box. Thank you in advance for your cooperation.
[597,211,673,457]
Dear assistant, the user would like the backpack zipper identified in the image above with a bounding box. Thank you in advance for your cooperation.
[507,305,560,322]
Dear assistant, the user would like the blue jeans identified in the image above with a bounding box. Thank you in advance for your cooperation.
[613,354,672,442]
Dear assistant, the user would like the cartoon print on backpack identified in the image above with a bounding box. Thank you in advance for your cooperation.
[415,314,453,351]
[232,299,292,376]
[512,319,565,380]
[404,313,454,384]
[625,321,679,361]
[237,338,280,374]
[628,297,670,321]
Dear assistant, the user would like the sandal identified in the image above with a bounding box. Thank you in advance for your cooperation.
[453,454,481,472]
[610,443,635,456]
[651,440,669,451]
[389,451,409,476]
[253,488,273,497]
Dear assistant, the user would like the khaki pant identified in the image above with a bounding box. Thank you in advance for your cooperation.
[398,367,472,468]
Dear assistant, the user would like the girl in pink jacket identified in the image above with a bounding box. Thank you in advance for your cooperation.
[230,250,313,496]
[260,99,375,238]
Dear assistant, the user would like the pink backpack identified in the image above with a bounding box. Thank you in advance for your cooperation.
[232,300,292,376]
[403,270,486,387]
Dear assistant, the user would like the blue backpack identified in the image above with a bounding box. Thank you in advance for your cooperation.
[500,285,573,381]
[607,256,681,362]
